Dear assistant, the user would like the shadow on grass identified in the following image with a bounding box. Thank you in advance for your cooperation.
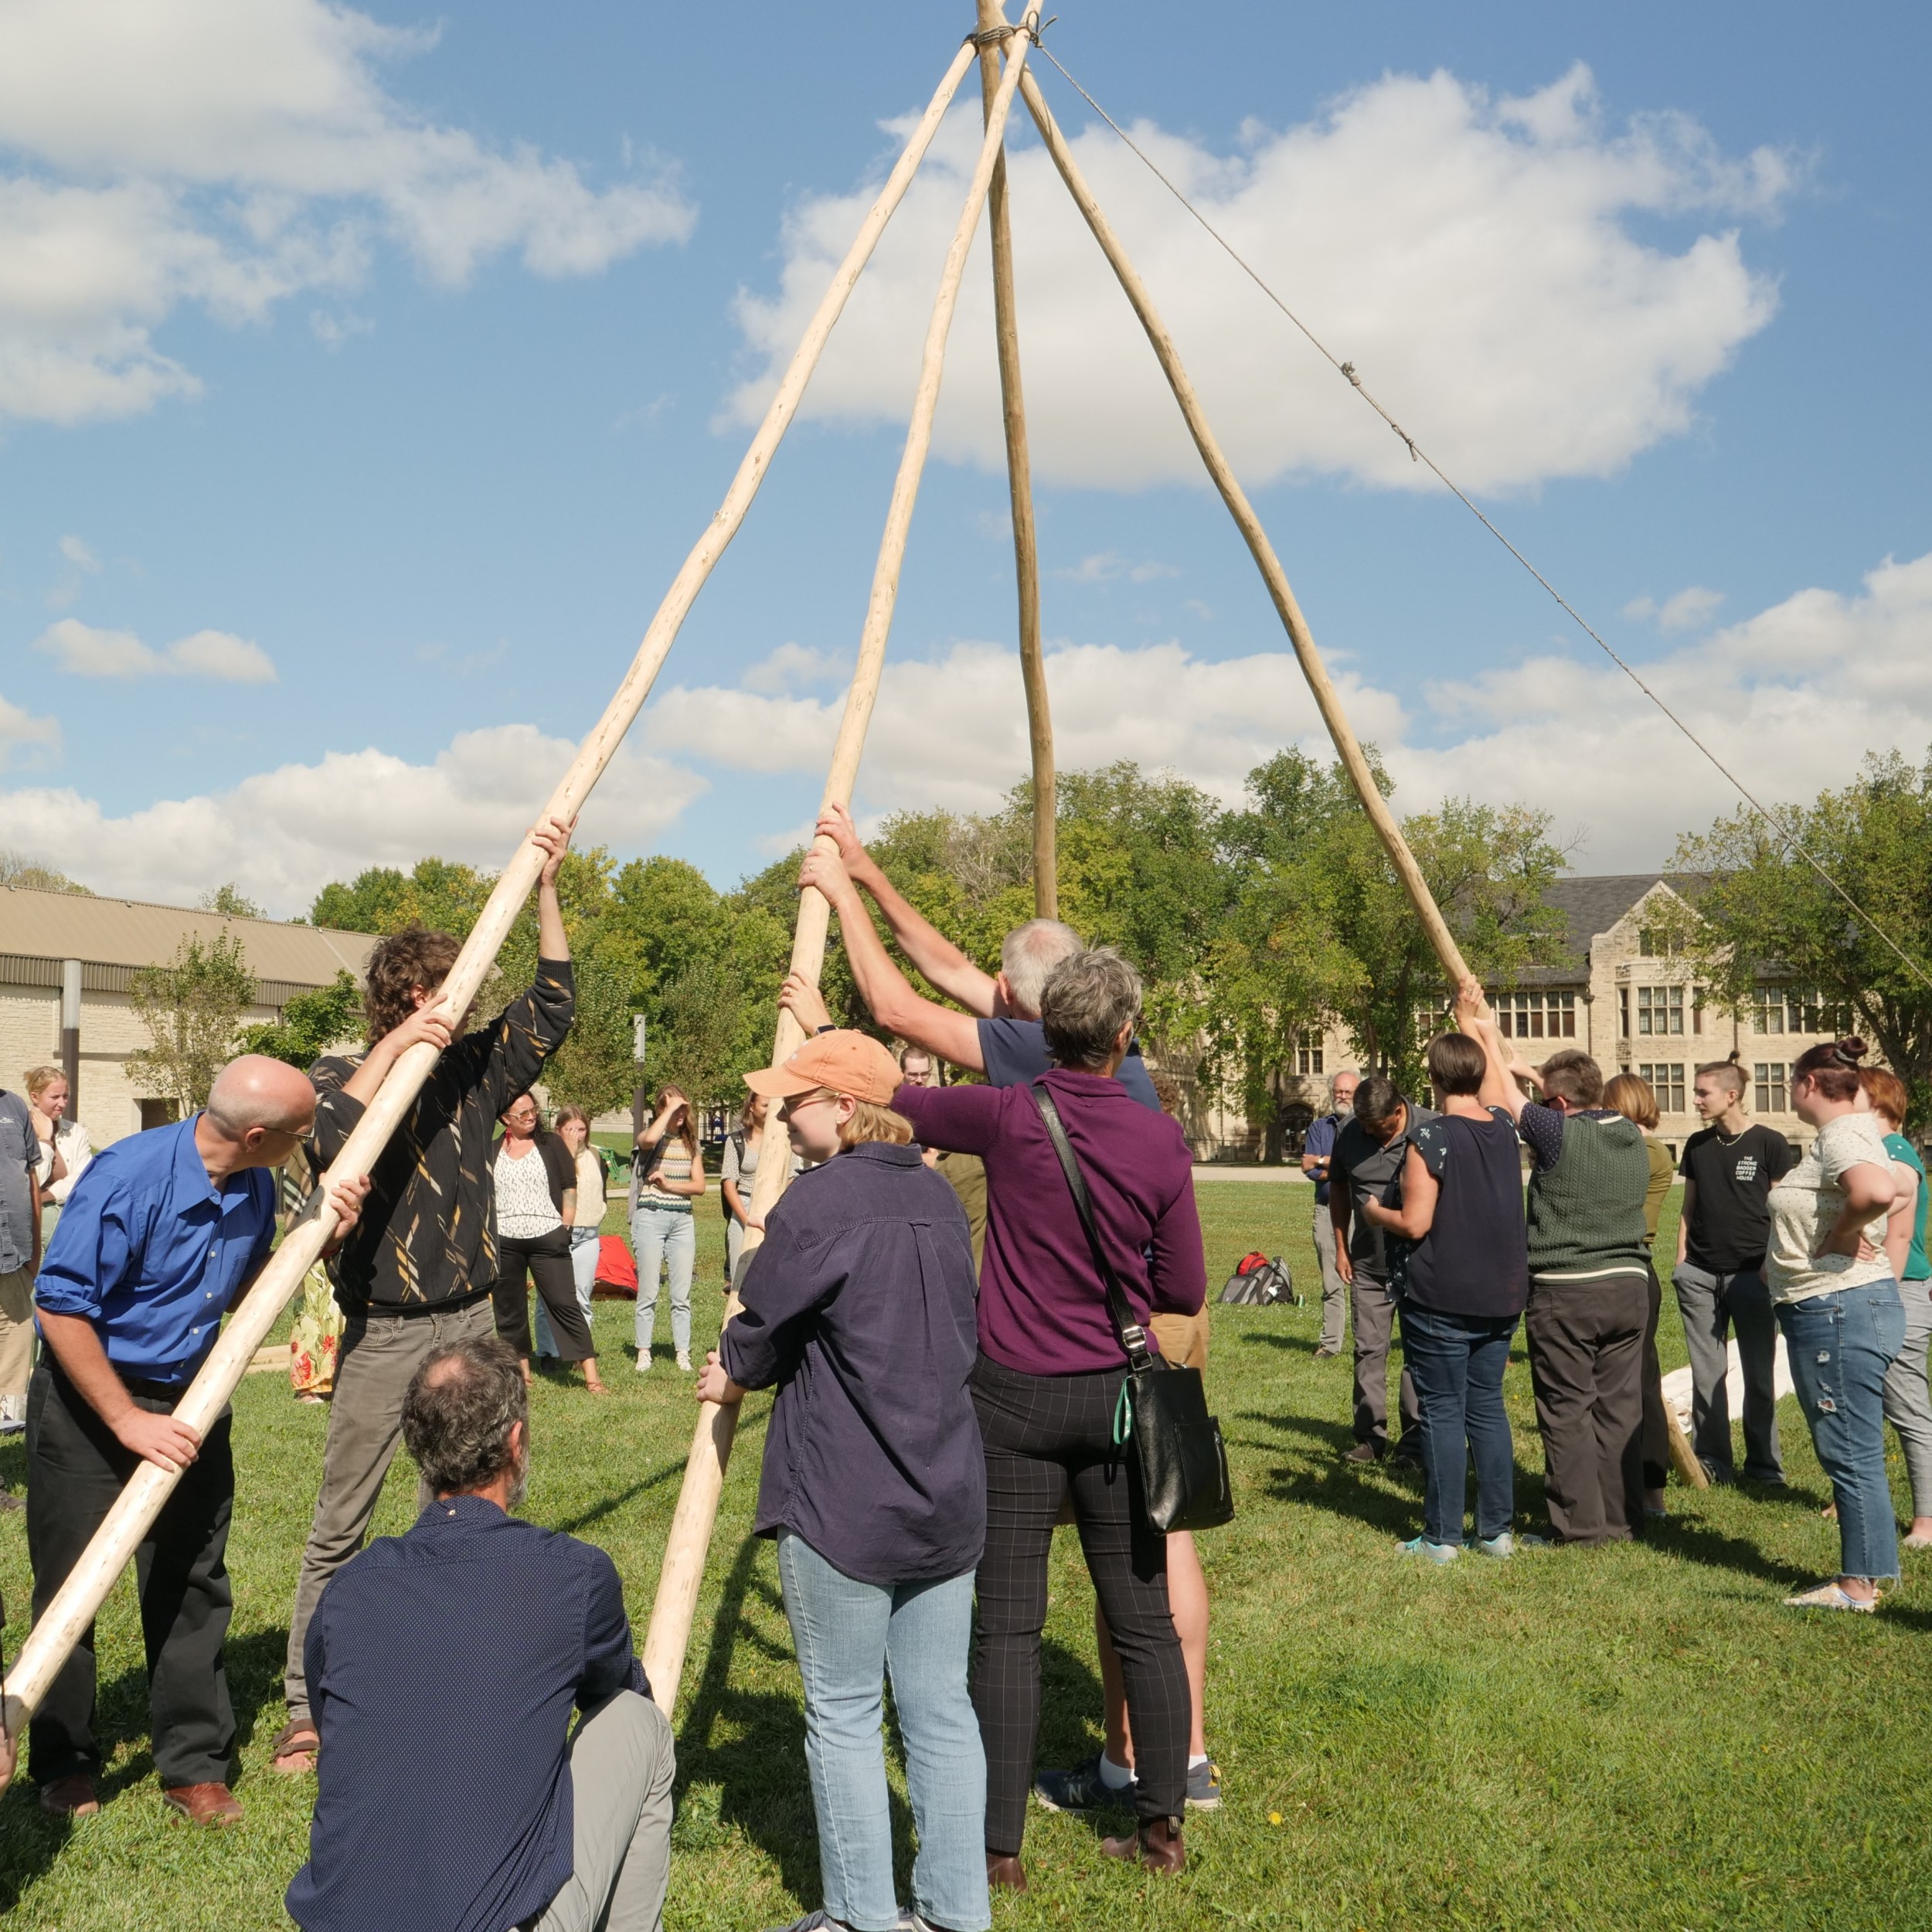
[553,1458,688,1536]
[1238,1330,1323,1359]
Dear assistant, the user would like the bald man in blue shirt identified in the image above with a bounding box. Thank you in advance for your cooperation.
[23,1056,366,1824]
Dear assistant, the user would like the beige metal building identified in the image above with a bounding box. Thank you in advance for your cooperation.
[1199,873,1849,1161]
[0,887,376,1151]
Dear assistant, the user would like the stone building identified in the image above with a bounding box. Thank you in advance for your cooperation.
[1199,872,1849,1161]
[0,886,376,1153]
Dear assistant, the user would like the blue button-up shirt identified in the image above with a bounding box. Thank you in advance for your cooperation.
[35,1115,277,1385]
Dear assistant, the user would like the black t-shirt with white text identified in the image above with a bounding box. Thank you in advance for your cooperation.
[1680,1123,1794,1274]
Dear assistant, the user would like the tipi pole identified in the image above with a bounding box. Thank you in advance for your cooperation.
[0,39,981,1744]
[976,0,1056,919]
[1011,46,1471,984]
[640,21,1039,1715]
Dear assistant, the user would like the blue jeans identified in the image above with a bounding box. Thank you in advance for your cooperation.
[631,1207,693,1360]
[536,1228,600,1359]
[1400,1300,1519,1544]
[1777,1281,1906,1582]
[777,1531,988,1932]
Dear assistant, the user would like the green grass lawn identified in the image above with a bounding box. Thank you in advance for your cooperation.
[2,1181,1927,1930]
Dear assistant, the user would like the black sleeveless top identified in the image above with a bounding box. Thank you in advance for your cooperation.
[1393,1109,1528,1318]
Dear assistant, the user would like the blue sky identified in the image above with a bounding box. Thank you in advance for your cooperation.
[2,0,1928,915]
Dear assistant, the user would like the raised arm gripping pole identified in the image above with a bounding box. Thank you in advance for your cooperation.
[1010,32,1470,985]
[641,19,1039,1716]
[0,39,982,1743]
[975,0,1056,919]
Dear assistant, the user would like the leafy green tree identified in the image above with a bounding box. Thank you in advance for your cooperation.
[128,934,258,1113]
[1674,749,1932,1126]
[1,851,92,894]
[201,883,267,918]
[238,971,363,1069]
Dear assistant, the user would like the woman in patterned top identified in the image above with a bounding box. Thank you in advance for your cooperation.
[632,1085,707,1372]
[492,1091,606,1393]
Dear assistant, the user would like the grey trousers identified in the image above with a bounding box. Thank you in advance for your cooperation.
[284,1297,496,1719]
[1311,1212,1348,1353]
[1883,1277,1932,1519]
[523,1692,677,1932]
[1352,1276,1420,1452]
[1671,1263,1783,1481]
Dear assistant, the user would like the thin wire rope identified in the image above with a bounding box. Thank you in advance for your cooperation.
[1029,40,1932,995]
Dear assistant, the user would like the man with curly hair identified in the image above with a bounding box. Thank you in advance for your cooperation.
[273,816,576,1775]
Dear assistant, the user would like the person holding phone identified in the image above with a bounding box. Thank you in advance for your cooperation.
[631,1087,706,1373]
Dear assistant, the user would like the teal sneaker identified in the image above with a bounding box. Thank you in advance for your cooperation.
[1475,1532,1515,1560]
[1397,1534,1461,1565]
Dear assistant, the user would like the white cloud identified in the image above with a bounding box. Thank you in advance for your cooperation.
[58,533,100,571]
[1060,551,1180,585]
[1400,551,1932,864]
[641,550,1932,875]
[34,617,277,682]
[0,691,61,768]
[0,723,708,915]
[739,641,843,695]
[0,0,693,424]
[728,63,1791,494]
[644,636,1406,817]
[1624,584,1724,631]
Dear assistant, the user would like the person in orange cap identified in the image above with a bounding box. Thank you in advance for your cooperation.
[696,1029,988,1932]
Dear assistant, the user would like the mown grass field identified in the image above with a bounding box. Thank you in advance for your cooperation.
[2,1179,1927,1930]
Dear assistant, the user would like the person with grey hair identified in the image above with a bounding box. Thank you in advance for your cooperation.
[287,1335,675,1932]
[19,1055,369,1821]
[893,947,1206,1882]
[787,802,1162,1107]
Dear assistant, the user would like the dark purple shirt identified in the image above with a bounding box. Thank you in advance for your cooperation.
[894,1069,1206,1377]
[719,1142,985,1585]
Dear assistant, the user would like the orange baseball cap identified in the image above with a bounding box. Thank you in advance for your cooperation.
[744,1029,904,1105]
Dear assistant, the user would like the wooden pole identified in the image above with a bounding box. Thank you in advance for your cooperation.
[975,0,1056,920]
[0,40,981,1743]
[641,23,1038,1716]
[1011,47,1471,985]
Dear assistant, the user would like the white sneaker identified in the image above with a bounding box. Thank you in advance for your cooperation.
[634,1354,652,1373]
[676,1353,692,1373]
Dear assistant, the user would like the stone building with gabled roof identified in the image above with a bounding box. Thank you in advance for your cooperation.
[1199,872,1849,1161]
[0,886,377,1151]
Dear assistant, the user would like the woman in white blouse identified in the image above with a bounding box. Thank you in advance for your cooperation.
[26,1066,90,1245]
[491,1092,606,1393]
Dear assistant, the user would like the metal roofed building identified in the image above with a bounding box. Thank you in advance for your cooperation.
[0,886,376,1150]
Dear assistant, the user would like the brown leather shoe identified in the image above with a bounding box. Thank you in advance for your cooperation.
[985,1850,1028,1892]
[39,1774,100,1818]
[1100,1815,1185,1873]
[162,1781,243,1826]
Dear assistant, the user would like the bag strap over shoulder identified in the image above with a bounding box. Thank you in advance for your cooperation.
[1028,1082,1155,1374]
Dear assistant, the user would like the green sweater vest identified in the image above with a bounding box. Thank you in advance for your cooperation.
[1526,1111,1655,1284]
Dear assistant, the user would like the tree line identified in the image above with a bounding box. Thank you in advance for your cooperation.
[110,748,1932,1138]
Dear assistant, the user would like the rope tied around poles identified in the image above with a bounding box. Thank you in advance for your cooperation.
[967,9,1050,49]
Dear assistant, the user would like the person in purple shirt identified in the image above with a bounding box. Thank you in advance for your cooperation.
[699,1029,987,1932]
[893,947,1204,1884]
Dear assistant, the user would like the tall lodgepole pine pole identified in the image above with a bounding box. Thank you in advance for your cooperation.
[976,0,1056,919]
[1008,30,1471,985]
[0,37,982,1747]
[640,18,1040,1716]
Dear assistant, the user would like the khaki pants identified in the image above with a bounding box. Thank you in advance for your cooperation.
[0,1265,35,1405]
[284,1297,495,1720]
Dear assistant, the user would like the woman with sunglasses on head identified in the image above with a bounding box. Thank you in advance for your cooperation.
[631,1084,706,1372]
[1769,1039,1900,1611]
[698,1031,987,1932]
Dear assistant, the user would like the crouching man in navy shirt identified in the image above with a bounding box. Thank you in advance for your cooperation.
[287,1335,674,1932]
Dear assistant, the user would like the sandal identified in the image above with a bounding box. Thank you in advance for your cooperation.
[1782,1580,1876,1613]
[270,1717,321,1774]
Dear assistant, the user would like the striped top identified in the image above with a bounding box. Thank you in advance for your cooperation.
[633,1137,698,1214]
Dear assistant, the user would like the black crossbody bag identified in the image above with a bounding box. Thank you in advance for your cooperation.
[1029,1083,1233,1533]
